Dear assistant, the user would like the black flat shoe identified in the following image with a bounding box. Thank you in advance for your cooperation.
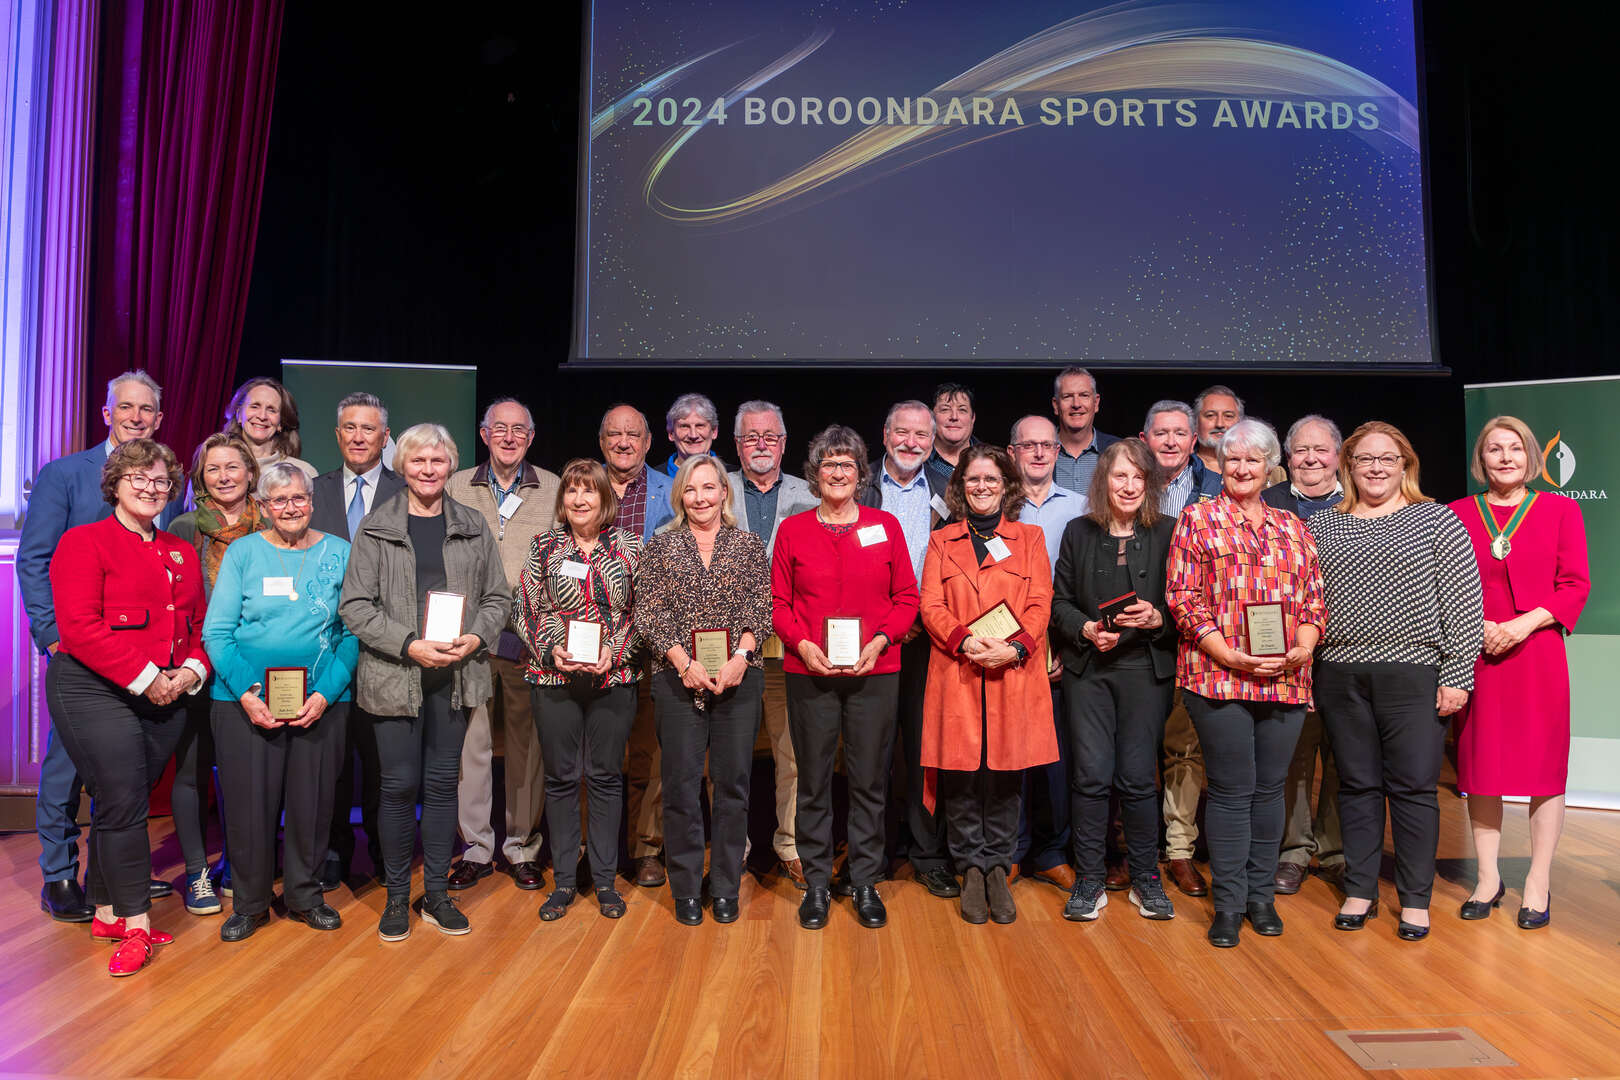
[673,898,702,926]
[1517,895,1551,930]
[853,884,887,928]
[1334,898,1380,931]
[1208,911,1242,948]
[711,897,739,923]
[1397,919,1430,941]
[917,867,961,898]
[41,879,94,923]
[595,887,627,919]
[148,878,174,900]
[1459,882,1505,920]
[219,910,270,942]
[799,886,830,930]
[286,903,343,931]
[538,887,577,922]
[1245,901,1283,936]
[317,854,345,892]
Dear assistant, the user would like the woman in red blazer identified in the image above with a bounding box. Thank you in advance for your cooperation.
[918,446,1057,925]
[47,439,209,977]
[771,425,919,931]
[1450,417,1591,930]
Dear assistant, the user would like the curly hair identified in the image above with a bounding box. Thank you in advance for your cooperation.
[102,439,183,507]
[943,444,1025,520]
[804,425,870,500]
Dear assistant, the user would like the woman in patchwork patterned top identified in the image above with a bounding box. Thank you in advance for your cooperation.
[1166,419,1327,949]
[637,455,771,927]
[515,458,644,922]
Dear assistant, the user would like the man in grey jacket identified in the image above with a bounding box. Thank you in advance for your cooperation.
[443,399,560,893]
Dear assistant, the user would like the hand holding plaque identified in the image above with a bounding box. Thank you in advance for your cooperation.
[565,619,603,666]
[265,667,308,722]
[967,600,1024,641]
[1243,601,1288,658]
[690,628,731,676]
[824,617,862,669]
[423,590,465,643]
[1097,591,1137,632]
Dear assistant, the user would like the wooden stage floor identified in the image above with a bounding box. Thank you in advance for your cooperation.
[1,781,1618,1079]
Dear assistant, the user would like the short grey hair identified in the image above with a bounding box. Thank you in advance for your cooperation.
[733,400,785,437]
[481,397,534,430]
[666,392,718,432]
[394,422,460,473]
[336,391,389,428]
[1142,399,1195,433]
[105,370,163,412]
[1194,384,1245,419]
[256,462,311,501]
[883,399,935,434]
[1052,366,1097,400]
[1007,414,1056,445]
[1284,414,1343,454]
[1217,418,1282,470]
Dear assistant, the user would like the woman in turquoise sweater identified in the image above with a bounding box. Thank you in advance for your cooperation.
[202,463,358,943]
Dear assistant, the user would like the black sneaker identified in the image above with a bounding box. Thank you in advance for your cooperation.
[419,894,471,935]
[1063,877,1108,922]
[378,895,411,942]
[1128,873,1176,920]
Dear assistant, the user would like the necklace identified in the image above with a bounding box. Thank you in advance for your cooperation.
[269,534,314,601]
[966,516,1000,541]
[816,506,857,526]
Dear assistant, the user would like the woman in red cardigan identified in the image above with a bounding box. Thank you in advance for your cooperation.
[47,439,209,977]
[771,425,919,931]
[918,446,1057,925]
[1450,416,1591,930]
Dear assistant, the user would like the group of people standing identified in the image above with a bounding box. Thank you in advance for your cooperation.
[18,367,1589,977]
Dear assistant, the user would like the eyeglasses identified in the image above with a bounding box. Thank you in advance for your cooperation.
[266,495,311,510]
[1010,440,1058,453]
[739,433,783,447]
[121,474,173,492]
[485,424,532,438]
[819,460,858,475]
[964,478,1004,489]
[1350,454,1402,470]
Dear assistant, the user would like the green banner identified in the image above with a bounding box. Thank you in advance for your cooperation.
[1464,375,1618,808]
[280,360,479,476]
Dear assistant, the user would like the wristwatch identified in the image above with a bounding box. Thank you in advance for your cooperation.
[733,646,757,663]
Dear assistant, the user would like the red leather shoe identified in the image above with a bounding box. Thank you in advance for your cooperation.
[108,929,154,977]
[92,916,173,946]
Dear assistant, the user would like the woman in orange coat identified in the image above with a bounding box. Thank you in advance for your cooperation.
[919,446,1058,925]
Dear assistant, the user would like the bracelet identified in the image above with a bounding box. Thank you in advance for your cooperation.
[680,660,693,677]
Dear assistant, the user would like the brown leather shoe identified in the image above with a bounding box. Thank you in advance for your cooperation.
[634,855,667,888]
[1029,864,1077,892]
[1104,860,1132,891]
[509,861,545,891]
[1273,861,1308,895]
[781,857,807,890]
[446,860,492,890]
[1164,858,1208,897]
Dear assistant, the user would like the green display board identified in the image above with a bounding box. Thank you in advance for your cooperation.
[280,360,479,476]
[1463,375,1618,809]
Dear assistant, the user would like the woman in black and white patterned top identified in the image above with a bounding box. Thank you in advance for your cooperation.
[1309,422,1483,942]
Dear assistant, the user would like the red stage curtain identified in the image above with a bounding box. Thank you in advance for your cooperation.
[87,0,285,466]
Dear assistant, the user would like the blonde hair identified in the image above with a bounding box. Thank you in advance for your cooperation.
[669,455,737,529]
[1470,415,1542,486]
[1337,421,1432,512]
[394,423,459,473]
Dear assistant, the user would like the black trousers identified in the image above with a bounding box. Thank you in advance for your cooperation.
[171,695,221,875]
[1014,681,1072,873]
[653,668,762,900]
[941,767,1022,873]
[1316,661,1443,909]
[533,680,637,890]
[211,700,348,915]
[45,655,186,917]
[374,684,468,900]
[328,702,383,872]
[1183,693,1304,914]
[1063,658,1172,880]
[786,672,898,888]
[893,635,949,873]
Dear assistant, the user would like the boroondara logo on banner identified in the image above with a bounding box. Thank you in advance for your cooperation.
[1540,431,1606,499]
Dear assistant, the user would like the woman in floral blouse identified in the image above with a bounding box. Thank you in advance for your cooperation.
[516,459,643,921]
[637,456,771,926]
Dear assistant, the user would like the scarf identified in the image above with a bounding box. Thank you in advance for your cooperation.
[194,497,267,588]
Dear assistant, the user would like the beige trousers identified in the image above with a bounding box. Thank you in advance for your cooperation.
[1161,688,1204,859]
[457,655,545,864]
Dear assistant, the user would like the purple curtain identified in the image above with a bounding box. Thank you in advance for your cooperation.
[88,0,284,463]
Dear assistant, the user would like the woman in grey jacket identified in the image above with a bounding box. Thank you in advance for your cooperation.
[340,424,510,943]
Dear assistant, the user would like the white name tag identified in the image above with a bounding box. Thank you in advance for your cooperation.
[560,559,590,579]
[930,494,949,519]
[263,576,295,597]
[498,493,523,520]
[857,524,887,547]
[985,537,1012,562]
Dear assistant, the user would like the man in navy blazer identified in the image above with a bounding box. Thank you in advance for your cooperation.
[18,371,175,921]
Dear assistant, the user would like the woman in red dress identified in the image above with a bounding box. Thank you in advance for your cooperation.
[1450,416,1590,930]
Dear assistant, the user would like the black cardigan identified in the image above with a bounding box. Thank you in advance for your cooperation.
[1050,515,1178,680]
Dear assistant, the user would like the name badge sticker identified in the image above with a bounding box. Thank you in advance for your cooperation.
[857,524,887,547]
[498,493,524,520]
[985,536,1012,562]
[930,494,949,519]
[263,576,295,597]
[560,560,590,580]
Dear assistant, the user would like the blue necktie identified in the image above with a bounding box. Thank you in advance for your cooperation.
[347,476,367,538]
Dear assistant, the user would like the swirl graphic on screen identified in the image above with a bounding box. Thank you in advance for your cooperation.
[596,4,1420,227]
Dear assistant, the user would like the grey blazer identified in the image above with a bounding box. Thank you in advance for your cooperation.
[726,471,817,556]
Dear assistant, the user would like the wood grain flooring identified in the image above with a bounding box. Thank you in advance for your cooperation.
[1,780,1617,1079]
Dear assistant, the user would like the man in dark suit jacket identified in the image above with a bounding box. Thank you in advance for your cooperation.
[310,392,404,887]
[19,371,175,921]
